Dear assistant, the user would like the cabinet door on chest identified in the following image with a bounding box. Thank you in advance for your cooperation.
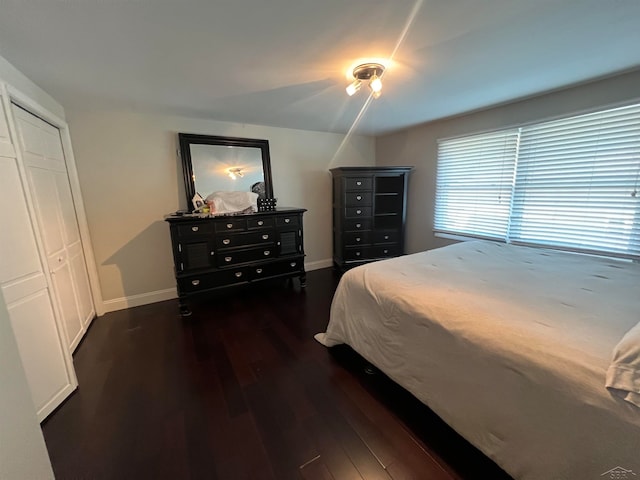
[275,214,303,256]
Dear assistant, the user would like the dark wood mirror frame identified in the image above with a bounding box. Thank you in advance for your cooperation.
[178,133,274,212]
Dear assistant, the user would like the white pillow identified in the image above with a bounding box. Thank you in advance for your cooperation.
[606,321,640,408]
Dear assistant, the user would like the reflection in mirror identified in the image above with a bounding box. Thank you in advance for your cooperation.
[190,144,264,198]
[179,133,273,212]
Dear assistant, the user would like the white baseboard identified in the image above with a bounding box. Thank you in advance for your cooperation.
[305,258,333,271]
[103,287,177,313]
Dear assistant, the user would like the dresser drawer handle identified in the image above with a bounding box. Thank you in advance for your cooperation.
[256,268,263,274]
[210,251,214,256]
[384,235,389,240]
[258,220,264,226]
[264,250,271,256]
[356,252,361,256]
[384,249,389,254]
[290,262,297,267]
[235,272,242,278]
[191,226,199,232]
[226,223,233,229]
[356,195,362,201]
[356,181,362,186]
[262,234,269,240]
[225,256,232,262]
[284,218,290,223]
[356,223,361,228]
[223,239,231,245]
[191,279,200,286]
[356,237,361,242]
[356,209,362,215]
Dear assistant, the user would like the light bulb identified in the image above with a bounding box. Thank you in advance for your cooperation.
[369,74,382,93]
[371,89,382,99]
[346,80,362,96]
[228,172,236,180]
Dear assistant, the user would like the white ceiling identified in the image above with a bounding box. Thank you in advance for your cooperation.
[1,0,639,135]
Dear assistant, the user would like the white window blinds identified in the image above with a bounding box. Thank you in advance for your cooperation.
[434,103,640,259]
[435,130,519,239]
[511,104,640,258]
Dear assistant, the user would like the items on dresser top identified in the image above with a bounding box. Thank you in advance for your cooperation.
[165,208,306,316]
[331,166,412,271]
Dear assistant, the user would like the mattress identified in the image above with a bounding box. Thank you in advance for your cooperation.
[317,241,640,480]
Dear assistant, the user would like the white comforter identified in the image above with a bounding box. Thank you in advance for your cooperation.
[317,241,640,480]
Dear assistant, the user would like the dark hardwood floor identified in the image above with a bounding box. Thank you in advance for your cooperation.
[42,268,511,480]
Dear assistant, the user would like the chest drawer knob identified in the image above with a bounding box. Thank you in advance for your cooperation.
[356,223,361,228]
[210,251,214,256]
[264,250,271,256]
[235,272,242,278]
[356,181,362,186]
[356,237,361,242]
[191,226,199,232]
[225,256,232,262]
[356,195,362,201]
[290,262,297,267]
[258,220,264,226]
[262,234,269,240]
[356,252,361,256]
[384,249,389,254]
[284,218,290,223]
[384,235,389,240]
[256,268,263,274]
[226,223,233,229]
[191,279,200,286]
[222,239,231,245]
[356,209,362,215]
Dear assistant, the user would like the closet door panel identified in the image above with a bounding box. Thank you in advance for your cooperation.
[0,157,41,281]
[0,98,15,158]
[54,170,81,246]
[49,256,82,349]
[7,283,70,415]
[26,167,65,257]
[69,243,93,327]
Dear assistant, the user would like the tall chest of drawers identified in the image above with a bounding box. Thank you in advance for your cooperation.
[165,208,306,315]
[331,167,412,271]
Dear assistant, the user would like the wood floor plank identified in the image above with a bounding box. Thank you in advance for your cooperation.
[41,268,512,480]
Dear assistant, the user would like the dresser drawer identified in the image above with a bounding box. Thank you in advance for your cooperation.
[344,218,372,231]
[345,177,372,191]
[178,269,248,293]
[345,191,372,207]
[344,247,368,261]
[247,217,274,229]
[344,231,371,246]
[345,207,372,218]
[215,230,275,249]
[214,218,247,232]
[250,257,304,280]
[370,244,400,258]
[373,230,399,244]
[176,222,214,238]
[275,215,299,227]
[216,246,275,267]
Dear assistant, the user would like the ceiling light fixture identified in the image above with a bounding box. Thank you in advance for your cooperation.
[346,63,386,98]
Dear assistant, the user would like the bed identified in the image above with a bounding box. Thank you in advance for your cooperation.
[316,240,640,480]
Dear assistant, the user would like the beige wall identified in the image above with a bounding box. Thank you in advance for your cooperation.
[0,291,54,479]
[376,69,640,254]
[67,109,374,305]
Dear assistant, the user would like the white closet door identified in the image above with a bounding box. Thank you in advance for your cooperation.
[12,105,94,351]
[0,96,76,421]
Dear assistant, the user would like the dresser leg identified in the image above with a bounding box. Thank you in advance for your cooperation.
[300,273,307,288]
[178,297,192,317]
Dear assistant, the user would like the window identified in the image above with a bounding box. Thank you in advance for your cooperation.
[435,103,640,259]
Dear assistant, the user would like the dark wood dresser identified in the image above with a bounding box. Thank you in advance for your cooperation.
[331,166,412,271]
[165,208,306,315]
